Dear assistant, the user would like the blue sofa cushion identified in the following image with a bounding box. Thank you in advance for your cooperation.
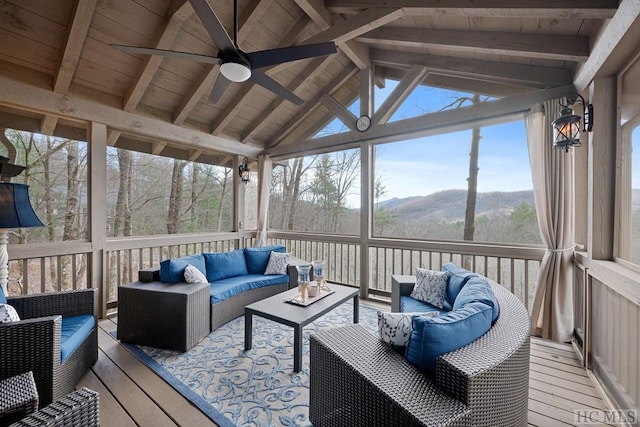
[442,263,476,306]
[210,274,289,304]
[0,285,6,304]
[204,249,248,282]
[453,277,500,323]
[61,314,95,363]
[400,296,448,316]
[405,301,493,372]
[160,254,206,283]
[244,245,286,274]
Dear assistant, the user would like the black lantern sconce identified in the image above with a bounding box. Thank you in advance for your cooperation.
[551,94,593,153]
[238,157,250,185]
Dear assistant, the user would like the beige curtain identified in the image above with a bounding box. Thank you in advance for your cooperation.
[255,155,272,247]
[525,101,574,342]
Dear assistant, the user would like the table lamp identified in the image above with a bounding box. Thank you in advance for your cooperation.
[0,166,44,295]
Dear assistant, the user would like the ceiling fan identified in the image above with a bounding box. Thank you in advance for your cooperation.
[111,0,336,105]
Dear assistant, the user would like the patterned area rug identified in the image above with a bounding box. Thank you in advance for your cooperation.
[120,301,380,427]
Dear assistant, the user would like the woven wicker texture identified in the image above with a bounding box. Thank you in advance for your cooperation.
[310,280,530,427]
[0,371,38,424]
[0,290,98,407]
[9,387,99,427]
[118,281,210,351]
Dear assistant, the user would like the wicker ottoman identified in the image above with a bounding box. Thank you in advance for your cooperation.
[117,281,210,352]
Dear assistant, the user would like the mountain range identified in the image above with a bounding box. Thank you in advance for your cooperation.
[377,189,535,222]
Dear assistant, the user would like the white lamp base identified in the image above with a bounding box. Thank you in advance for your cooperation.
[0,230,8,296]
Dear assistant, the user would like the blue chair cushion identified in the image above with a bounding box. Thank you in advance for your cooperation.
[244,245,286,274]
[159,254,206,283]
[453,277,500,323]
[400,296,448,316]
[0,285,6,304]
[442,263,476,306]
[209,274,289,304]
[204,249,248,282]
[405,301,493,372]
[60,314,95,363]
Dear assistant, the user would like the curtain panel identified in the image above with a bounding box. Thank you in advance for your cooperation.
[525,101,574,342]
[255,155,272,247]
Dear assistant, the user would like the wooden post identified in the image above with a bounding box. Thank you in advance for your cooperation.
[360,144,373,299]
[233,156,246,248]
[88,122,107,318]
[588,77,616,260]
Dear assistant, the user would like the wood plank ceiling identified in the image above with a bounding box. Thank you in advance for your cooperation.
[0,0,620,165]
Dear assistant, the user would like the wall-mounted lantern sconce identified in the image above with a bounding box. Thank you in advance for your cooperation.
[238,157,250,185]
[551,93,593,153]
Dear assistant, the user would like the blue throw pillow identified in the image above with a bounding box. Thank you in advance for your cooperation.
[442,263,476,306]
[0,285,6,304]
[244,245,286,274]
[204,249,248,282]
[405,301,493,372]
[159,254,206,283]
[453,277,500,323]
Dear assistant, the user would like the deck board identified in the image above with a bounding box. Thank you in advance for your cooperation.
[81,318,612,426]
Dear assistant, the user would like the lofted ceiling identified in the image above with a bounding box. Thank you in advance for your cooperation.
[0,0,628,165]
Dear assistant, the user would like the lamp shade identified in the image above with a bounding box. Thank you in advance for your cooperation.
[0,183,44,228]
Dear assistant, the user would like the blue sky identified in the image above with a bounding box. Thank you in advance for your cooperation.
[316,81,533,206]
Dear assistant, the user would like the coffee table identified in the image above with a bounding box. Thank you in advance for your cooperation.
[244,283,359,372]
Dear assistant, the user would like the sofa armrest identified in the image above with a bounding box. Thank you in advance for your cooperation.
[310,324,469,427]
[0,316,62,403]
[391,275,416,312]
[8,289,97,319]
[10,387,99,427]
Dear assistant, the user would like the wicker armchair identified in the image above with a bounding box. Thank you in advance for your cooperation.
[10,387,99,427]
[309,281,530,426]
[0,289,98,407]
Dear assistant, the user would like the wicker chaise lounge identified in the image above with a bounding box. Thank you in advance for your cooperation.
[309,280,530,426]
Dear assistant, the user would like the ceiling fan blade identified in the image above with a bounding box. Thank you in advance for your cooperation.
[188,0,237,54]
[208,72,232,104]
[246,42,337,69]
[249,70,303,105]
[111,44,221,65]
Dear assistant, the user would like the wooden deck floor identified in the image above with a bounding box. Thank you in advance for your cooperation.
[81,318,613,427]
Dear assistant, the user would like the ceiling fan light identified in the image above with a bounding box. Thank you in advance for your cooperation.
[220,60,251,82]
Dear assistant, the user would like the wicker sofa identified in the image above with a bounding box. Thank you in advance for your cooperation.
[309,277,530,426]
[133,246,305,331]
[10,387,99,427]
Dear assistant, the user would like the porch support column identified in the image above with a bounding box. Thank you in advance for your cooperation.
[88,122,107,318]
[360,143,373,299]
[233,156,246,247]
[588,77,616,260]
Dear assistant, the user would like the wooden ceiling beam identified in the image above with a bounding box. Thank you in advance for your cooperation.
[359,27,590,62]
[320,94,358,131]
[372,65,427,125]
[0,75,261,157]
[122,2,194,113]
[574,0,640,91]
[360,68,373,118]
[41,0,98,135]
[326,0,618,19]
[304,8,404,45]
[267,65,358,148]
[370,49,572,88]
[269,84,576,158]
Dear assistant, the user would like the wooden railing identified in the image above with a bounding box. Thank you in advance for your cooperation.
[8,231,543,315]
[269,232,544,310]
